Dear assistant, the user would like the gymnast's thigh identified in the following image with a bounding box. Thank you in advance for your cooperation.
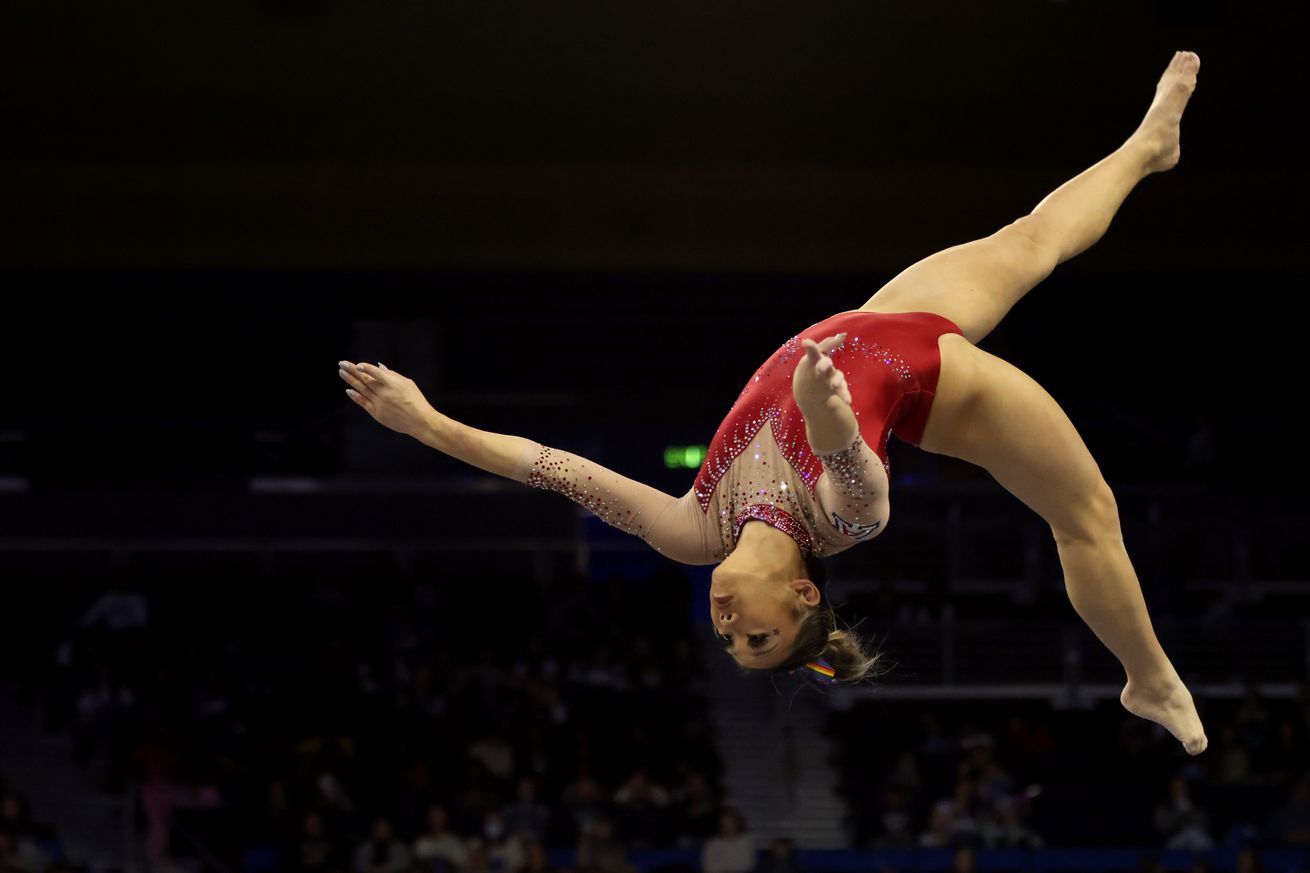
[917,333,1114,535]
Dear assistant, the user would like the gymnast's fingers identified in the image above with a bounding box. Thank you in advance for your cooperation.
[338,364,373,396]
[816,332,848,355]
[354,362,389,384]
[345,387,375,412]
[831,371,852,404]
[802,340,835,374]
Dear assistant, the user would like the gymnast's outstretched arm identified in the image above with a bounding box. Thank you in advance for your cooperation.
[337,360,716,565]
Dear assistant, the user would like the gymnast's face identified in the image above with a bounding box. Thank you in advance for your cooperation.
[710,566,820,670]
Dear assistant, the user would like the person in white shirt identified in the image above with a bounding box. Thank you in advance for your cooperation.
[701,808,755,873]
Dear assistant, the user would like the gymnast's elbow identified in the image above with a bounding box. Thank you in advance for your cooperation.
[643,536,719,566]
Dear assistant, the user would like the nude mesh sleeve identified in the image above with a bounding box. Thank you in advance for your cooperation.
[517,441,716,564]
[813,431,891,541]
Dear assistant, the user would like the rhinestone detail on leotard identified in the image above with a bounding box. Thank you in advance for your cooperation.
[526,445,650,537]
[732,503,815,559]
[695,331,907,517]
[518,312,956,564]
[814,431,874,503]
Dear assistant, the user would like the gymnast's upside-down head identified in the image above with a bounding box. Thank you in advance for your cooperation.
[709,548,883,683]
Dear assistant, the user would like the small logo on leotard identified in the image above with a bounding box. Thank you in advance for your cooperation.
[831,511,880,539]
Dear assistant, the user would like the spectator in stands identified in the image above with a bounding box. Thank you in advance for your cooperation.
[980,758,1016,801]
[295,811,339,873]
[958,725,994,766]
[133,714,180,866]
[73,662,135,770]
[467,728,516,784]
[520,840,558,873]
[926,780,983,849]
[1265,772,1310,845]
[1154,774,1215,850]
[464,839,493,873]
[504,777,550,844]
[0,831,17,873]
[311,765,357,831]
[0,828,46,873]
[950,845,976,873]
[757,837,805,873]
[563,771,609,841]
[875,785,915,849]
[453,761,500,837]
[78,578,150,632]
[669,769,719,841]
[414,805,467,873]
[0,795,24,836]
[353,817,411,873]
[262,778,296,846]
[886,751,924,797]
[576,818,635,873]
[701,808,754,873]
[612,767,670,848]
[484,808,529,873]
[1235,846,1263,873]
[1212,722,1254,785]
[980,797,1042,849]
[393,760,439,841]
[919,802,955,848]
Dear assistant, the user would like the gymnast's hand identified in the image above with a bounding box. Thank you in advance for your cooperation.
[793,333,853,409]
[338,360,435,438]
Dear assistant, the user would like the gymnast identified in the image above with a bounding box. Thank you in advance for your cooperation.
[339,52,1207,755]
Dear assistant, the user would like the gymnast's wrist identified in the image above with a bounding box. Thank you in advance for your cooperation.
[801,399,860,455]
[413,407,459,451]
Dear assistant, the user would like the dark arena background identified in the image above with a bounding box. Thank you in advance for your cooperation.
[2,3,1308,873]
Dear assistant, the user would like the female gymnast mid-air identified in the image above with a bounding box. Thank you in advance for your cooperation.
[339,52,1207,756]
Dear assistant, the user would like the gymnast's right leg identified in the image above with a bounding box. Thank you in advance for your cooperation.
[919,335,1208,755]
[858,51,1200,344]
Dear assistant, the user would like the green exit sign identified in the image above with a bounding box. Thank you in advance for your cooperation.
[664,445,708,469]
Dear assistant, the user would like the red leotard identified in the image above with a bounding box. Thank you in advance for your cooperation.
[514,310,964,564]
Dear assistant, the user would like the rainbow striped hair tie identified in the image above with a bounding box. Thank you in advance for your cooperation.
[803,659,838,684]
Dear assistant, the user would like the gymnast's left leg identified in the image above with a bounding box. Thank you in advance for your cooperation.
[920,333,1207,755]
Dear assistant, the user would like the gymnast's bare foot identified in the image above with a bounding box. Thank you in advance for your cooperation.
[1121,671,1208,755]
[1130,50,1201,173]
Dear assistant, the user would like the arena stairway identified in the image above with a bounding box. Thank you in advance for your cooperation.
[0,682,137,873]
[703,641,850,849]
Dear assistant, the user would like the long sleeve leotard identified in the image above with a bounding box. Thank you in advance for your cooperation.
[511,310,964,564]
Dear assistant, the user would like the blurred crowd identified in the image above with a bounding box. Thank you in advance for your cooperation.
[16,562,726,873]
[834,683,1310,853]
[0,780,69,873]
[8,560,1310,873]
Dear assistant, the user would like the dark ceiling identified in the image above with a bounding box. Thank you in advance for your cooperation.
[2,0,1303,272]
[0,1,1303,493]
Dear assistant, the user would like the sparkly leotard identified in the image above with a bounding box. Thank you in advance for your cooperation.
[511,310,964,565]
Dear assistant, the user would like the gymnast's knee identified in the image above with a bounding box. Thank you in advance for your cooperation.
[1050,481,1123,546]
[1001,214,1062,273]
